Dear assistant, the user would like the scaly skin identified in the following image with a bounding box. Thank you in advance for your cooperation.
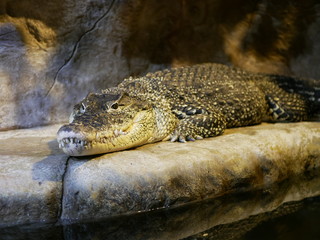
[57,63,320,156]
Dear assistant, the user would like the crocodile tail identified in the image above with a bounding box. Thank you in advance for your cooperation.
[257,74,320,122]
[314,84,320,108]
[315,88,320,109]
[305,82,320,118]
[296,77,320,111]
[314,86,320,119]
[268,74,320,112]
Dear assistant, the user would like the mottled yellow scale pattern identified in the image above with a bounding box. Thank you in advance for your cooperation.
[119,63,319,141]
[57,63,320,155]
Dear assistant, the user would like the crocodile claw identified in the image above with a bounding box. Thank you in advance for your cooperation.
[170,135,179,142]
[178,136,186,143]
[186,136,195,141]
[165,132,203,143]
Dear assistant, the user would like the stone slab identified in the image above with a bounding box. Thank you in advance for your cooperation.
[0,125,68,227]
[1,175,320,239]
[62,174,320,240]
[60,121,320,222]
[0,122,319,227]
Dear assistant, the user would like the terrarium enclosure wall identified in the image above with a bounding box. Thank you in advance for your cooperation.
[1,0,320,130]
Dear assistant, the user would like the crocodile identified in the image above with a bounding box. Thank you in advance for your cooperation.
[57,63,320,156]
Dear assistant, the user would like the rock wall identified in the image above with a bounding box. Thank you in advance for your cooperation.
[1,0,320,129]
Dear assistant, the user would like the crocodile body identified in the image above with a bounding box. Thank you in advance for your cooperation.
[57,63,320,156]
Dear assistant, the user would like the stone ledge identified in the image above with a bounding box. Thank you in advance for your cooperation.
[0,125,68,227]
[0,122,319,226]
[61,122,320,222]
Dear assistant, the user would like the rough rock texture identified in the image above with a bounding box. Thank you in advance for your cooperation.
[61,122,320,222]
[0,0,130,129]
[0,122,319,227]
[1,0,320,129]
[2,182,320,239]
[0,125,68,227]
[61,177,320,240]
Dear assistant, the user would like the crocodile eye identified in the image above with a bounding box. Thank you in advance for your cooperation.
[111,103,118,109]
[80,103,86,113]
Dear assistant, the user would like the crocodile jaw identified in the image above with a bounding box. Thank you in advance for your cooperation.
[57,127,154,156]
[57,110,160,156]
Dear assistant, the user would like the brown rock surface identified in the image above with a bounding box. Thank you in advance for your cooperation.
[60,122,320,222]
[0,122,319,227]
[0,125,68,227]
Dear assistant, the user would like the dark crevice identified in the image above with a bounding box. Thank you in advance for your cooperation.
[0,30,16,37]
[45,0,116,97]
[56,156,71,225]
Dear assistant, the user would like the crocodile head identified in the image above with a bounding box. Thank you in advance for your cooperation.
[57,90,177,156]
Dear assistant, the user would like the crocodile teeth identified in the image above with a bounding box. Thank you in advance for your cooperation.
[58,137,89,148]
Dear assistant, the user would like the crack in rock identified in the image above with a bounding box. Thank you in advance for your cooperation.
[46,0,116,97]
[56,156,71,224]
[0,30,16,37]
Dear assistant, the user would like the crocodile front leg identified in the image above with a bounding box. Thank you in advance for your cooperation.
[166,107,227,142]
